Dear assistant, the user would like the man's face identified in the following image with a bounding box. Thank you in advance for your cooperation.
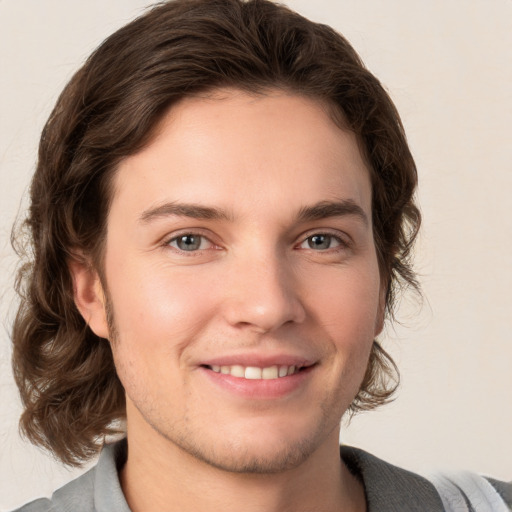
[96,89,383,472]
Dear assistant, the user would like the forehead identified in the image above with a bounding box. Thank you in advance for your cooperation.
[110,88,372,223]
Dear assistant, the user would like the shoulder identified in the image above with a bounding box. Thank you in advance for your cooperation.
[10,441,130,512]
[341,445,512,511]
[10,499,53,512]
[10,468,95,512]
[341,445,445,511]
[431,472,512,511]
[488,477,512,508]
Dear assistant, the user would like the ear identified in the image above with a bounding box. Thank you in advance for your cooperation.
[68,257,110,339]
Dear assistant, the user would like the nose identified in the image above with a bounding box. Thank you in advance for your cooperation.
[220,251,306,333]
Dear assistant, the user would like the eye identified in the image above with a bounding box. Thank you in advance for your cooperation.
[167,234,212,252]
[300,234,343,251]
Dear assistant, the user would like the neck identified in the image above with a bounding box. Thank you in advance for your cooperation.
[120,426,366,512]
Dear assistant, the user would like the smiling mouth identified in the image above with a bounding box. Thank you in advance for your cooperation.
[203,364,310,380]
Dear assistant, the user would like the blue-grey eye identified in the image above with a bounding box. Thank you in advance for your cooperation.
[302,234,341,250]
[170,234,206,251]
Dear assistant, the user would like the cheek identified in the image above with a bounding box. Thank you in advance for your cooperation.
[106,263,218,405]
[305,265,382,339]
[302,263,382,396]
[105,259,218,356]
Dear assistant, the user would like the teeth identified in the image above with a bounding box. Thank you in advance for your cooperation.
[209,364,301,379]
[231,365,245,378]
[262,366,278,379]
[245,367,262,379]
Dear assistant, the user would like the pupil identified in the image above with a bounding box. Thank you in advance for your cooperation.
[309,235,330,250]
[178,235,200,251]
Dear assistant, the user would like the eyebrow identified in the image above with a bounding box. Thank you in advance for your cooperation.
[139,199,368,226]
[297,200,369,226]
[139,202,233,223]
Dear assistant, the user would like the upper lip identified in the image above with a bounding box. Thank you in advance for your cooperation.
[200,353,317,368]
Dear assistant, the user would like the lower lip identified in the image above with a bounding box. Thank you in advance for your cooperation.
[199,366,315,400]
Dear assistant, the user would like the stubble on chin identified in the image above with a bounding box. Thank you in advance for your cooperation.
[137,387,345,476]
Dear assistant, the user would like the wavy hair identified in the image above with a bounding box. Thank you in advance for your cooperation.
[12,0,420,465]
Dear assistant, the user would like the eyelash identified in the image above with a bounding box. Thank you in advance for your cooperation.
[164,230,350,255]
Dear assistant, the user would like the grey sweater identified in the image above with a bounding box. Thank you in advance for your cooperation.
[12,440,512,511]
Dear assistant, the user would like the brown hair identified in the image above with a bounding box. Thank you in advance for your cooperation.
[12,0,420,465]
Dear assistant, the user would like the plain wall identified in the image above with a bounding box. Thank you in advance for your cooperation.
[1,0,511,508]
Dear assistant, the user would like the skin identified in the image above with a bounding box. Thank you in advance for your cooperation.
[72,89,384,512]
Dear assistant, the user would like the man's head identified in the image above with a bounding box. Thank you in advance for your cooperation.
[12,0,420,466]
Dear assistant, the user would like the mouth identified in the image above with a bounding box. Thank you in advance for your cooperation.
[202,364,310,380]
[199,359,316,399]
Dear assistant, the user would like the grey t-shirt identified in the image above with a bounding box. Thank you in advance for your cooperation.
[12,440,512,511]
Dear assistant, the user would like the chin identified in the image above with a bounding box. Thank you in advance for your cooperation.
[182,436,320,474]
[162,415,335,475]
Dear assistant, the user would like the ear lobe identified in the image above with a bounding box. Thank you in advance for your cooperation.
[68,258,110,339]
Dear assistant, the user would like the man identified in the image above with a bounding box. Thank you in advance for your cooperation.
[9,1,511,510]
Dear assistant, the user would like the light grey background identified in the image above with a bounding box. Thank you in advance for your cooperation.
[1,0,511,509]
